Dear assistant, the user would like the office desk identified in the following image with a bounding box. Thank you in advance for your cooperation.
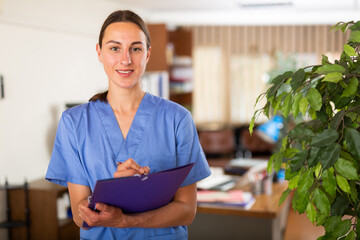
[189,181,290,240]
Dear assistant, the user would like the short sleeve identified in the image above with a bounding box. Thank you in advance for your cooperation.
[176,112,211,187]
[45,112,89,187]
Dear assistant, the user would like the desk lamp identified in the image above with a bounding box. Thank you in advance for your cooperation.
[256,115,283,143]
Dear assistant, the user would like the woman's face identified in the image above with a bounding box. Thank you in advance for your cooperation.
[96,22,151,90]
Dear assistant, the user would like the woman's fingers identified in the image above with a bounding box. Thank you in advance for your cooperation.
[114,158,150,178]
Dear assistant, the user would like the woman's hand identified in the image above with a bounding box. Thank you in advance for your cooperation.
[113,158,150,178]
[79,202,128,228]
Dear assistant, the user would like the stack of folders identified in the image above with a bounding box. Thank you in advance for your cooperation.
[197,190,255,210]
[197,167,255,209]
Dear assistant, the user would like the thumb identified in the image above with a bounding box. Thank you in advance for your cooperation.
[95,202,107,212]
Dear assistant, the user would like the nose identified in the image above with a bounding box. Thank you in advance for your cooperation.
[120,50,132,65]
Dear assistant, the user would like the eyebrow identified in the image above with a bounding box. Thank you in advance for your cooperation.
[105,40,145,46]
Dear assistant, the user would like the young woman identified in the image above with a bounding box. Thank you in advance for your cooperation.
[45,10,210,240]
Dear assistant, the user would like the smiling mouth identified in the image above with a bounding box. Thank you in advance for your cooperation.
[117,70,133,74]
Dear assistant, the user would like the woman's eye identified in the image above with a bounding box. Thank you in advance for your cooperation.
[131,47,142,52]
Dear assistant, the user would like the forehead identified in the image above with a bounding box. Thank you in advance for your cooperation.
[103,22,146,43]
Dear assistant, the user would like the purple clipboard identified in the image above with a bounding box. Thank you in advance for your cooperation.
[83,163,194,228]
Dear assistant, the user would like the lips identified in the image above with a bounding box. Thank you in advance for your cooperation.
[117,70,133,74]
[116,69,134,77]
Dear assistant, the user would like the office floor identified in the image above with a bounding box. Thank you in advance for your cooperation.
[284,208,325,240]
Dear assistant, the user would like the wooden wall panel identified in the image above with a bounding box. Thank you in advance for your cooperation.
[190,24,348,125]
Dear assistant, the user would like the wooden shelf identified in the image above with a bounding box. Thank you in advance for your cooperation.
[170,92,192,107]
[6,179,79,240]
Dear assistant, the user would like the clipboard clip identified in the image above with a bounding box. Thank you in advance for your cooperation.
[133,174,149,181]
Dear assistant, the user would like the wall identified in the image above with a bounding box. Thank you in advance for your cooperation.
[0,1,146,237]
[0,0,150,183]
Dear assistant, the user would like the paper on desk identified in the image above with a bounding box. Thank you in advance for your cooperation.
[229,158,268,168]
[197,190,255,209]
[197,167,237,191]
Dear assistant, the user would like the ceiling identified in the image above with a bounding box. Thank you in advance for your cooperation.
[105,0,360,25]
[109,0,358,12]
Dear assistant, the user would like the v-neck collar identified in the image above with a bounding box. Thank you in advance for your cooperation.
[94,93,157,163]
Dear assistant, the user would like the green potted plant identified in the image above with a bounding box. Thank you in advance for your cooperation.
[250,21,360,240]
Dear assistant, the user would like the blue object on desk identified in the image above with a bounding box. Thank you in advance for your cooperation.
[256,115,283,143]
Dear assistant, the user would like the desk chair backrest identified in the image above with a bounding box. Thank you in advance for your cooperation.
[198,129,236,158]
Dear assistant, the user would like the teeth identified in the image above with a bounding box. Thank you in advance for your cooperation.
[117,70,132,74]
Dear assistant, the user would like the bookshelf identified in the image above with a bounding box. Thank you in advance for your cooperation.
[146,24,193,108]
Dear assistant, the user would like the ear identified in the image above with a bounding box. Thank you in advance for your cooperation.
[146,47,151,63]
[96,43,103,63]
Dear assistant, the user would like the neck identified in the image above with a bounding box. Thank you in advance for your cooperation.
[107,87,145,114]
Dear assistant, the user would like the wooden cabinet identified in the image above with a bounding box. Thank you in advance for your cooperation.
[146,24,168,71]
[168,28,193,108]
[8,179,79,240]
[146,24,193,108]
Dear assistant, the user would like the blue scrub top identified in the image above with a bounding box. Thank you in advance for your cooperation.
[46,93,211,240]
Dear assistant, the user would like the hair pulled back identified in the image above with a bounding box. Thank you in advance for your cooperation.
[90,10,151,102]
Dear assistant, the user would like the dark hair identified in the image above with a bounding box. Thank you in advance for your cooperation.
[90,10,151,102]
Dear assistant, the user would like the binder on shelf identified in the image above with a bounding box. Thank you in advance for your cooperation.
[83,163,194,228]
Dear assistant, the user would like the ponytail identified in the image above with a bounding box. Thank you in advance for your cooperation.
[89,91,108,102]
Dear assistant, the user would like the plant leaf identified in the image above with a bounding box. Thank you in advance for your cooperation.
[333,219,352,239]
[349,181,358,202]
[279,189,291,206]
[289,174,300,190]
[274,152,284,172]
[290,150,308,173]
[297,168,314,192]
[319,143,341,170]
[292,190,309,214]
[291,69,305,90]
[299,96,309,116]
[308,147,322,167]
[336,175,351,193]
[267,154,275,173]
[341,77,358,98]
[315,64,346,74]
[316,212,328,226]
[322,169,337,197]
[292,93,302,118]
[314,163,322,178]
[334,158,358,180]
[345,128,360,161]
[281,94,292,118]
[310,129,339,148]
[330,110,345,130]
[321,54,330,65]
[313,188,331,215]
[288,125,314,142]
[331,194,349,216]
[322,72,343,83]
[344,230,356,240]
[324,216,342,233]
[267,71,293,98]
[307,88,322,112]
[306,202,317,224]
[344,44,358,57]
[349,21,360,31]
[249,110,260,136]
[349,30,360,43]
[356,217,360,238]
[284,148,299,158]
